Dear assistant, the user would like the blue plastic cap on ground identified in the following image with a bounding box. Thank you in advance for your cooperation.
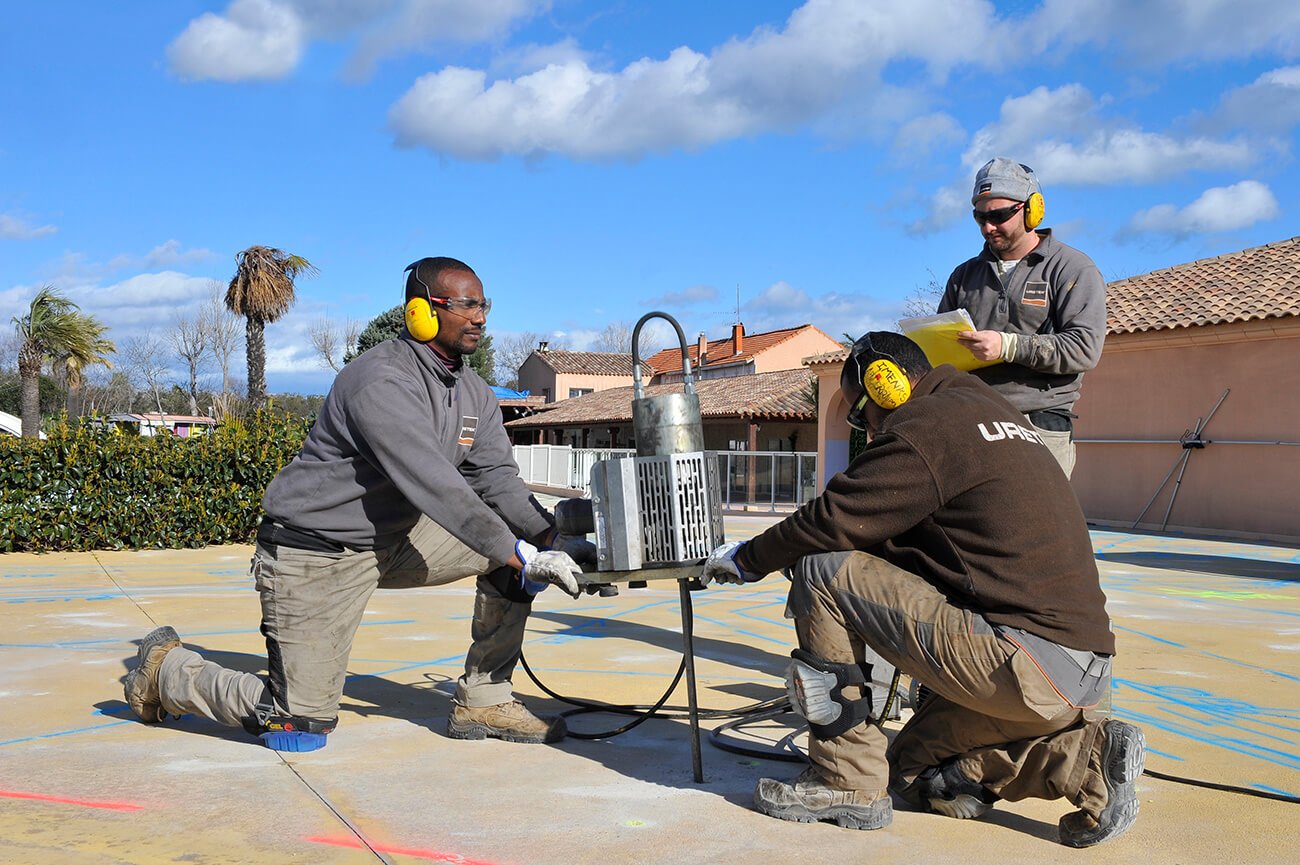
[260,730,328,752]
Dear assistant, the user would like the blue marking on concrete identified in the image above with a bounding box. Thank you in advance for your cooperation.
[1112,625,1187,648]
[1202,652,1300,684]
[0,619,418,650]
[1145,746,1184,761]
[1253,783,1299,797]
[690,613,788,646]
[0,719,134,748]
[1116,703,1300,771]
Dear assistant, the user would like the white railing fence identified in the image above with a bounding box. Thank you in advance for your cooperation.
[512,444,818,510]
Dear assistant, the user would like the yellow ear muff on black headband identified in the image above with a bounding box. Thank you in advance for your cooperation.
[1024,191,1044,230]
[405,296,439,342]
[864,358,911,409]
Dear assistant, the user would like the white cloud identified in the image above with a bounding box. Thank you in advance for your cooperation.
[107,241,218,272]
[0,213,57,240]
[1213,65,1300,133]
[642,285,718,307]
[348,0,547,78]
[892,113,965,160]
[746,280,900,338]
[1026,0,1300,63]
[167,0,306,82]
[1127,180,1280,237]
[388,0,1009,160]
[914,84,1262,231]
[168,0,546,82]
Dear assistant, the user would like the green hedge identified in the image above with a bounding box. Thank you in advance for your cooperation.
[0,411,310,552]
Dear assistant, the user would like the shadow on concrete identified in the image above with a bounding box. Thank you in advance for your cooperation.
[525,609,789,678]
[1096,552,1300,582]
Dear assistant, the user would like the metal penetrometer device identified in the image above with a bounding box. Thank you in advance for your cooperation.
[590,311,725,572]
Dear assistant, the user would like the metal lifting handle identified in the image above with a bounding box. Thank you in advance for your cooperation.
[632,311,694,400]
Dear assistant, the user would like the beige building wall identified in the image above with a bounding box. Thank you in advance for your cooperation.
[752,330,842,374]
[517,356,634,403]
[811,361,853,489]
[1072,318,1300,542]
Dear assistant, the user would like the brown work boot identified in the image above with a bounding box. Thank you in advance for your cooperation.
[1059,720,1146,847]
[447,700,567,744]
[123,626,181,723]
[754,767,893,830]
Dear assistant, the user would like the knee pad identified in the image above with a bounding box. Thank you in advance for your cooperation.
[785,648,874,739]
[243,701,336,752]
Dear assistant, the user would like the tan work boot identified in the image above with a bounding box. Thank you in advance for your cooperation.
[447,700,567,744]
[754,767,893,830]
[123,625,181,723]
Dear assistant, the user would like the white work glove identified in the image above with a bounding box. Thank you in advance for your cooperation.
[700,541,762,587]
[553,534,598,567]
[516,540,582,599]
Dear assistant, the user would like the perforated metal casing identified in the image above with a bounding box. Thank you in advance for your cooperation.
[591,452,725,571]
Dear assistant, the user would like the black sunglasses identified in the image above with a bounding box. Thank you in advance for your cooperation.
[972,201,1025,226]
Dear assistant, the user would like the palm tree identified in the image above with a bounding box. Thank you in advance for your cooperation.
[12,286,112,438]
[59,316,115,417]
[224,245,317,408]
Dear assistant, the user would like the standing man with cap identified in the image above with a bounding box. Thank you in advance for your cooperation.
[123,256,593,751]
[940,157,1107,476]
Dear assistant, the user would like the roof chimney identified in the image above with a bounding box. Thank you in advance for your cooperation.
[538,340,549,353]
[732,322,745,355]
[697,331,708,367]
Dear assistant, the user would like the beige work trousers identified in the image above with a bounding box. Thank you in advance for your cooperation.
[157,515,530,730]
[788,551,1110,817]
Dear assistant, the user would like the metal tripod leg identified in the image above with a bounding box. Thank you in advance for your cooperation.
[678,577,704,783]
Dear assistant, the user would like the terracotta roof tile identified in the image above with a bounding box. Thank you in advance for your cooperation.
[1107,236,1300,334]
[803,348,850,367]
[532,350,635,376]
[504,368,816,428]
[644,324,829,375]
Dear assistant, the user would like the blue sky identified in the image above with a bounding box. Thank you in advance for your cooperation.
[3,1,1298,396]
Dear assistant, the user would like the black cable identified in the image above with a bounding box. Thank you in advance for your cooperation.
[522,592,1299,804]
[1141,768,1300,803]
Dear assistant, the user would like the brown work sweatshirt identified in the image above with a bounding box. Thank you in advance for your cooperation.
[743,365,1115,655]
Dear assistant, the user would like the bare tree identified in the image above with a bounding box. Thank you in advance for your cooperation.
[309,315,360,372]
[0,330,20,372]
[202,280,242,395]
[121,333,172,417]
[82,366,135,416]
[900,269,946,323]
[169,311,208,415]
[494,331,575,389]
[591,321,634,353]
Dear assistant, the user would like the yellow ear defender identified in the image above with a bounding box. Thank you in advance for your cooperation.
[1023,191,1045,230]
[405,296,440,342]
[864,358,911,409]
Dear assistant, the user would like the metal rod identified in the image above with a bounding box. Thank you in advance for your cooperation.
[1161,448,1195,531]
[678,578,704,783]
[770,453,776,511]
[1131,449,1189,529]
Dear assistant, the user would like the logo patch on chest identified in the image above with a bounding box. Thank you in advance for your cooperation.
[458,415,478,447]
[1022,280,1049,307]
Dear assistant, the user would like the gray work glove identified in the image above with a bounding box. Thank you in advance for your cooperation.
[516,540,582,598]
[700,541,762,587]
[554,534,598,567]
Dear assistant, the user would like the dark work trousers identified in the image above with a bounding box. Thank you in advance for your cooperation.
[787,551,1112,818]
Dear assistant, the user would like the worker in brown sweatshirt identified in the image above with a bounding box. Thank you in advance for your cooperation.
[701,331,1144,848]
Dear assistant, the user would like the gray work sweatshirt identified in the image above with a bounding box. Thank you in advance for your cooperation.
[261,336,553,564]
[939,230,1107,415]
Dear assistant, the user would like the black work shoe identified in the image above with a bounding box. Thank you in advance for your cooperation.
[447,701,567,743]
[1059,720,1146,848]
[123,626,181,723]
[754,767,893,830]
[917,762,1000,819]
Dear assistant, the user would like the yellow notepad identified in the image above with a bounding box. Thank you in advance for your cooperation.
[899,310,1004,372]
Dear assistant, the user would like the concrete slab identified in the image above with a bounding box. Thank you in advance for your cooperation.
[1,521,1296,864]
